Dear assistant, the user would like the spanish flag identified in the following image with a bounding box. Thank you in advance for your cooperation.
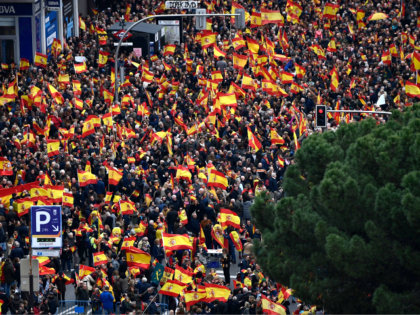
[233,53,248,70]
[40,266,56,275]
[120,200,135,215]
[277,156,285,168]
[33,256,51,266]
[34,52,48,68]
[247,38,259,54]
[135,221,148,237]
[121,236,136,250]
[205,283,231,302]
[261,295,286,315]
[164,44,176,56]
[211,224,228,249]
[162,233,193,251]
[47,83,64,104]
[250,11,262,28]
[126,246,151,269]
[207,169,228,190]
[270,128,285,145]
[178,209,188,225]
[230,231,243,251]
[412,52,420,70]
[47,185,64,203]
[176,165,192,182]
[232,37,246,50]
[78,170,97,187]
[281,71,294,84]
[108,168,123,186]
[247,127,262,151]
[218,93,237,107]
[19,58,30,71]
[323,3,339,19]
[261,8,284,25]
[330,67,339,91]
[73,97,84,110]
[82,119,95,138]
[242,73,257,91]
[159,279,187,297]
[74,62,88,74]
[201,31,217,49]
[93,252,107,266]
[58,73,70,85]
[47,139,60,157]
[213,46,226,58]
[30,186,49,201]
[79,264,96,279]
[142,69,154,82]
[62,192,74,207]
[17,198,34,217]
[145,193,153,207]
[98,50,109,67]
[174,265,193,284]
[220,208,241,229]
[185,290,207,307]
[405,81,420,98]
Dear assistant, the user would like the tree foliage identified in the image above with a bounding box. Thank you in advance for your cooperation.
[251,105,420,313]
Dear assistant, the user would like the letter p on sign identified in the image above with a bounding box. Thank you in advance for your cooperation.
[36,211,50,232]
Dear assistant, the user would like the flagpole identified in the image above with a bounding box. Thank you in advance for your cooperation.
[141,290,159,315]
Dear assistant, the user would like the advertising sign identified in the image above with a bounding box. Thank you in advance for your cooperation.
[31,206,62,248]
[45,10,57,58]
[63,0,74,39]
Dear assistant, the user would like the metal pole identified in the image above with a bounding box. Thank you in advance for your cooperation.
[327,110,392,115]
[114,13,239,103]
[28,209,34,309]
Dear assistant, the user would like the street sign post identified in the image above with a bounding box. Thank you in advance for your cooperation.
[30,205,62,248]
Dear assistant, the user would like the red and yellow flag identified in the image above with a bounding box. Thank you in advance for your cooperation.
[207,169,228,190]
[126,246,151,269]
[262,295,287,315]
[247,127,262,151]
[205,283,231,302]
[162,233,193,251]
[220,208,241,229]
[174,265,193,284]
[62,192,74,207]
[77,170,97,187]
[93,251,107,266]
[159,279,187,297]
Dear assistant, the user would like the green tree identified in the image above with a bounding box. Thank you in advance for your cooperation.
[251,105,420,313]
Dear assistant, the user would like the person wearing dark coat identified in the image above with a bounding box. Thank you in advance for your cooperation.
[228,297,240,314]
[54,271,68,300]
[9,241,24,261]
[152,242,165,263]
[47,292,58,314]
[40,299,49,315]
[147,224,157,254]
[175,222,188,235]
[268,175,279,192]
[112,275,123,302]
[147,295,158,314]
[10,293,23,314]
[118,257,128,279]
[187,213,200,236]
[3,259,15,297]
[165,209,178,234]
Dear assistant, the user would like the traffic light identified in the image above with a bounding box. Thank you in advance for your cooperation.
[235,9,246,29]
[196,9,206,30]
[316,105,327,128]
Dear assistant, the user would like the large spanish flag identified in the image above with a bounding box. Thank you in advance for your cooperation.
[108,168,123,186]
[405,81,420,98]
[412,52,420,70]
[281,71,294,84]
[82,119,95,138]
[47,83,64,105]
[232,37,246,50]
[262,295,287,315]
[62,192,74,207]
[185,290,207,307]
[174,265,193,284]
[207,169,228,190]
[47,139,60,157]
[159,279,187,297]
[250,11,262,28]
[213,46,226,58]
[176,165,192,182]
[242,73,257,91]
[93,251,107,266]
[220,208,241,229]
[78,170,97,187]
[261,8,284,25]
[30,186,49,201]
[34,52,48,68]
[120,200,135,215]
[126,246,151,269]
[162,233,193,251]
[74,62,88,74]
[205,283,231,302]
[19,58,30,71]
[47,185,64,203]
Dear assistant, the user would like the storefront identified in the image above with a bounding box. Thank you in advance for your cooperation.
[0,0,38,64]
[0,0,79,65]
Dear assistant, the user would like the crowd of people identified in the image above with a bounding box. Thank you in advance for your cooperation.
[0,0,413,312]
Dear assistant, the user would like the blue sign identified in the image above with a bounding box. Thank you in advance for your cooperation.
[45,10,57,58]
[31,205,62,248]
[0,3,32,16]
[35,13,41,53]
